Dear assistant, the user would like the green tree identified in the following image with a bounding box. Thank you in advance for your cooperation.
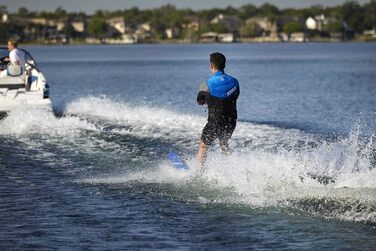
[0,23,8,43]
[39,11,54,19]
[92,9,110,19]
[224,6,238,16]
[210,22,230,33]
[197,8,222,22]
[150,5,183,38]
[327,20,343,33]
[363,0,376,30]
[341,1,366,32]
[283,22,303,34]
[18,7,29,17]
[88,18,108,38]
[240,22,260,37]
[0,5,7,15]
[300,5,324,19]
[258,3,280,21]
[54,7,67,18]
[239,4,258,20]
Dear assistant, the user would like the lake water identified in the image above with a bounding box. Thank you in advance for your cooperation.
[0,43,375,249]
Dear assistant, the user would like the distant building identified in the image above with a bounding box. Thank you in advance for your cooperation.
[315,14,326,31]
[217,33,235,43]
[55,19,66,32]
[135,23,153,43]
[2,13,8,23]
[27,18,61,42]
[182,16,200,31]
[105,34,138,44]
[306,14,327,31]
[306,17,316,30]
[200,32,235,43]
[29,18,54,26]
[165,27,180,39]
[279,33,289,42]
[289,32,306,42]
[200,32,218,43]
[110,17,126,33]
[107,17,129,34]
[122,34,138,44]
[71,18,86,33]
[140,23,151,32]
[245,17,278,37]
[364,29,376,37]
[210,14,240,32]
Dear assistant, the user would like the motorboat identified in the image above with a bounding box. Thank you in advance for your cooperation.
[0,47,51,116]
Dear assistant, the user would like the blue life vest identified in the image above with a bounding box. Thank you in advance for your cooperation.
[207,71,239,99]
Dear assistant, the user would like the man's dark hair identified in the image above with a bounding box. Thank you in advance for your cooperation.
[210,52,226,72]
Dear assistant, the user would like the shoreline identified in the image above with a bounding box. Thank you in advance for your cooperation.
[21,38,376,46]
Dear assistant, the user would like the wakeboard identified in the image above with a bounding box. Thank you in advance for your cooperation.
[168,151,189,170]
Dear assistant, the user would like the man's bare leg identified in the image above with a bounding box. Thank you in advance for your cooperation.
[196,141,207,167]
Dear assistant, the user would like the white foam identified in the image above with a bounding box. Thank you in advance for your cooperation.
[0,106,98,137]
[80,129,375,223]
[65,96,309,150]
[3,96,375,223]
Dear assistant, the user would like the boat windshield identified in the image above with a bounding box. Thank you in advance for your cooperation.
[0,48,8,59]
[0,48,9,70]
[21,49,38,69]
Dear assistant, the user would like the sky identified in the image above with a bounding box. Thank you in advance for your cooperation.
[0,0,371,14]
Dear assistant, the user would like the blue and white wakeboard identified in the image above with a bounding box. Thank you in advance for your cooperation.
[168,151,189,170]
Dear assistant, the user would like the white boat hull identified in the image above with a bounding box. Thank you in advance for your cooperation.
[0,49,51,114]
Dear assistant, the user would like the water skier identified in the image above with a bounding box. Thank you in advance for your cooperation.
[196,52,240,166]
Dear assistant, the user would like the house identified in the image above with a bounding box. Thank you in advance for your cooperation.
[279,33,289,42]
[289,32,306,42]
[106,34,138,44]
[140,23,151,32]
[2,13,8,23]
[200,32,218,43]
[306,14,327,31]
[217,33,235,43]
[165,27,180,39]
[108,17,125,34]
[210,14,240,32]
[27,18,61,42]
[199,32,236,43]
[182,16,200,31]
[122,34,138,44]
[55,19,66,32]
[245,17,278,37]
[135,23,153,43]
[306,17,316,30]
[29,18,55,26]
[107,17,129,34]
[71,18,86,33]
[314,14,326,31]
[364,29,376,38]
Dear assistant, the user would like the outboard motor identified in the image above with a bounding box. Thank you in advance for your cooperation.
[26,68,32,91]
[43,83,49,99]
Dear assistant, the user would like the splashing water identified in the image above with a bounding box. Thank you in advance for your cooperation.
[63,97,376,224]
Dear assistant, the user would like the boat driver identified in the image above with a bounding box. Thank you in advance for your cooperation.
[0,38,26,77]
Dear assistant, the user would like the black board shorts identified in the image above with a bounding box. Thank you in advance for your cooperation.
[201,119,236,146]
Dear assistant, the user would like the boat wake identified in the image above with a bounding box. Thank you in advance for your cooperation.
[1,96,375,224]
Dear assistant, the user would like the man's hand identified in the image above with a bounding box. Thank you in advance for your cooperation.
[3,57,10,62]
[197,82,209,105]
[197,91,208,105]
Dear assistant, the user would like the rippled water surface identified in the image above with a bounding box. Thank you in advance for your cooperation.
[0,43,375,249]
